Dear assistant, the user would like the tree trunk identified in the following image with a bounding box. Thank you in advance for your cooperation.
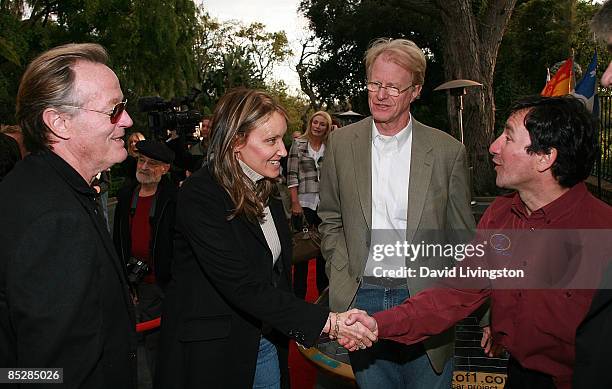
[296,40,322,112]
[435,0,517,196]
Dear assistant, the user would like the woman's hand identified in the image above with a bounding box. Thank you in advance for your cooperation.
[291,202,303,216]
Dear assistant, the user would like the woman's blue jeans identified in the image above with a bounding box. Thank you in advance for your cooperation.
[253,336,281,389]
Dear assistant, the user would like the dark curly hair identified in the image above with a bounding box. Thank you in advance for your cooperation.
[510,95,597,188]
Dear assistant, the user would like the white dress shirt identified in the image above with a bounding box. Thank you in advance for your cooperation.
[371,118,413,231]
[364,117,413,278]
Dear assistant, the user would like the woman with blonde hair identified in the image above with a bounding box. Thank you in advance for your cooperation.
[127,131,145,157]
[286,110,332,299]
[155,89,376,389]
[121,131,145,185]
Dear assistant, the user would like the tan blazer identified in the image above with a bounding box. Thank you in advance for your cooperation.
[318,116,476,373]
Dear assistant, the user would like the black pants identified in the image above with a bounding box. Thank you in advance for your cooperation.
[505,356,555,389]
[135,282,163,381]
[292,207,328,299]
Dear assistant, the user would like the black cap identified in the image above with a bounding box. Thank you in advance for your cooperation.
[135,140,175,164]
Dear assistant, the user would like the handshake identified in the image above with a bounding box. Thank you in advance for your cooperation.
[321,309,378,352]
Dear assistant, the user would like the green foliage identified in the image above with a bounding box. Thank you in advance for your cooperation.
[573,1,611,83]
[495,0,575,104]
[193,9,295,112]
[0,0,202,131]
[0,0,303,148]
[236,22,292,80]
[493,0,607,136]
[266,80,308,144]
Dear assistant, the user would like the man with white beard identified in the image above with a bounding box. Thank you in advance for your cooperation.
[113,139,177,384]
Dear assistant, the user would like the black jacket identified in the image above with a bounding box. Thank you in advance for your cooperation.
[154,166,329,389]
[0,151,136,388]
[113,175,177,289]
[573,264,612,388]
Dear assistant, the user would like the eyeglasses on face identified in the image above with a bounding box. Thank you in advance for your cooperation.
[62,99,127,124]
[366,81,414,97]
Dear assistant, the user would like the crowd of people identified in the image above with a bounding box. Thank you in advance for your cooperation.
[0,1,611,389]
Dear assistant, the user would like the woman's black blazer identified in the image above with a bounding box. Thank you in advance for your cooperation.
[155,166,329,389]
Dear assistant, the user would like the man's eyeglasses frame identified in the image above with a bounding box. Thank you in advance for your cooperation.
[62,99,127,124]
[366,81,415,97]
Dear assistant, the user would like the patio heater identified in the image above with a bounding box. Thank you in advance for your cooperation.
[434,79,482,144]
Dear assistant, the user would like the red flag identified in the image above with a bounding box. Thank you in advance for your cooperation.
[541,58,573,96]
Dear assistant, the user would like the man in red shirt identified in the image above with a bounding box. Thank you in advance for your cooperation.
[346,95,612,389]
[113,139,177,384]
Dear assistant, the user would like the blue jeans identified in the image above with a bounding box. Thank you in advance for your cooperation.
[253,336,281,389]
[349,283,454,389]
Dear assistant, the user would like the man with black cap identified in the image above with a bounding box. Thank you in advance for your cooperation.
[113,139,177,383]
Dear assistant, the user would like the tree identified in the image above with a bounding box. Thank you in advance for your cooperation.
[295,36,323,111]
[193,9,293,110]
[236,22,292,81]
[494,0,607,133]
[0,0,202,129]
[433,0,517,196]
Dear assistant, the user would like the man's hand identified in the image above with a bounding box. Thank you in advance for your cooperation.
[480,326,504,357]
[332,309,378,352]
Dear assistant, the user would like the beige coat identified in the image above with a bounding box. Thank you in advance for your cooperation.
[318,116,476,373]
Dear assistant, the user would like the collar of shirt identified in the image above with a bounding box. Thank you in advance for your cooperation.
[510,182,588,225]
[237,159,281,262]
[42,149,99,198]
[371,115,413,151]
[307,142,325,161]
[238,159,264,183]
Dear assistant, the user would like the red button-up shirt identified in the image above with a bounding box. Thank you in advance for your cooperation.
[373,183,612,388]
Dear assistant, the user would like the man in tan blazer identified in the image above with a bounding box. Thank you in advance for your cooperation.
[319,38,475,388]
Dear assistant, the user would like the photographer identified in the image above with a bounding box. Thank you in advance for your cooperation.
[113,139,177,383]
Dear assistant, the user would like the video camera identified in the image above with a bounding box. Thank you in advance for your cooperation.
[138,88,202,140]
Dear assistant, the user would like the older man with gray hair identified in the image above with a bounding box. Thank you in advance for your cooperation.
[318,37,475,389]
[0,43,136,388]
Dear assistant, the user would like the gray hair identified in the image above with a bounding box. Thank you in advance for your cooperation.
[16,43,109,152]
[364,38,427,85]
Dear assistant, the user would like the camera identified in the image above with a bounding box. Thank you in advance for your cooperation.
[126,257,150,284]
[138,88,202,140]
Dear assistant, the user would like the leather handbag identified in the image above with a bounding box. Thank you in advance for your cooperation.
[291,215,321,265]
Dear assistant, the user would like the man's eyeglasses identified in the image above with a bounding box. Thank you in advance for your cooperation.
[63,99,127,124]
[366,82,414,97]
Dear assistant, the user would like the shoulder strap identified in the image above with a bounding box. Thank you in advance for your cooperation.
[130,185,158,220]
